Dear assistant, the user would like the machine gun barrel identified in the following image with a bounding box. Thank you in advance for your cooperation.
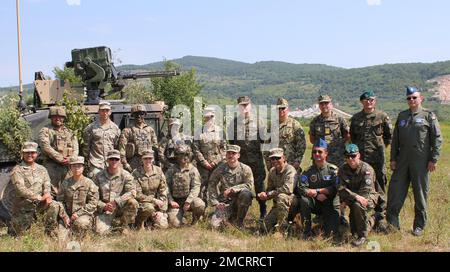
[118,70,180,80]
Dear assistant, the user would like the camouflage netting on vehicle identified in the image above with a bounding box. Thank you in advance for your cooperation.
[0,94,32,162]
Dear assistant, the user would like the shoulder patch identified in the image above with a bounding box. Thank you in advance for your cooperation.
[300,175,308,184]
[365,179,372,186]
[310,175,318,183]
[399,120,407,127]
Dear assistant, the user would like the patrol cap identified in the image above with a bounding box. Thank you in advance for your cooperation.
[344,144,359,155]
[131,104,146,114]
[169,118,181,126]
[406,86,419,96]
[225,144,241,153]
[237,96,251,105]
[22,141,38,153]
[69,156,85,165]
[203,106,216,117]
[313,138,328,150]
[48,106,67,118]
[99,101,112,110]
[268,148,284,158]
[318,95,332,103]
[174,145,189,156]
[141,149,154,159]
[107,150,121,160]
[276,98,289,109]
[360,90,376,101]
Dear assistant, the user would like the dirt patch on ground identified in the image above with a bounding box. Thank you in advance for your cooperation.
[428,75,450,104]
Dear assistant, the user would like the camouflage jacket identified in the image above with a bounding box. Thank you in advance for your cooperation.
[338,161,378,205]
[193,124,226,168]
[10,162,51,206]
[38,125,79,164]
[57,176,99,217]
[266,164,296,199]
[93,168,136,213]
[228,115,266,164]
[165,163,201,203]
[83,120,121,169]
[277,117,306,164]
[208,162,254,206]
[297,162,338,198]
[118,123,158,161]
[350,110,392,164]
[132,166,168,211]
[158,133,193,167]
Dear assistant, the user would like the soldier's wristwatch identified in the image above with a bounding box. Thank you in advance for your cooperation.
[316,189,321,195]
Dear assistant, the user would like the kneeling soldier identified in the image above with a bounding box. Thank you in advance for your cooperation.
[208,144,254,229]
[338,144,378,247]
[57,156,99,236]
[93,150,138,235]
[133,150,169,230]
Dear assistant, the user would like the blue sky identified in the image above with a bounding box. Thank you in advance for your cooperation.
[1,0,450,86]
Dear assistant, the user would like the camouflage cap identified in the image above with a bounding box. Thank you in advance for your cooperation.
[99,101,112,110]
[69,156,85,165]
[237,96,251,105]
[406,86,419,96]
[225,144,241,153]
[313,138,328,149]
[141,149,154,159]
[203,106,216,117]
[131,104,146,114]
[175,145,189,155]
[107,150,121,160]
[276,98,289,108]
[360,90,376,101]
[318,95,332,103]
[344,144,359,155]
[48,106,67,118]
[22,141,38,153]
[169,118,181,126]
[269,147,284,158]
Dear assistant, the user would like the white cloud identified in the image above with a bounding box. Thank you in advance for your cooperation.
[66,0,81,6]
[366,0,381,6]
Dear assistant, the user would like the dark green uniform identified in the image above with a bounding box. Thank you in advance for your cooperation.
[350,110,392,218]
[295,162,339,236]
[387,107,442,230]
[338,161,378,238]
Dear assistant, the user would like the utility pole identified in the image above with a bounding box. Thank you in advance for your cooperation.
[16,0,26,110]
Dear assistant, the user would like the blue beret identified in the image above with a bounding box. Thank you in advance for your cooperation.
[313,138,328,149]
[406,86,419,96]
[360,90,376,101]
[345,144,359,154]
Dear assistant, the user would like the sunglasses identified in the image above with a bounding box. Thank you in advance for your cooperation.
[312,150,324,154]
[345,154,358,159]
[278,107,287,111]
[319,102,330,105]
[270,157,282,161]
[108,158,120,161]
[364,98,375,103]
[407,96,419,101]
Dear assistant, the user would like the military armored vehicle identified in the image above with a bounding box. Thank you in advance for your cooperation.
[0,46,179,223]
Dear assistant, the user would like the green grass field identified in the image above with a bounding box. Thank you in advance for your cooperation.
[0,122,448,252]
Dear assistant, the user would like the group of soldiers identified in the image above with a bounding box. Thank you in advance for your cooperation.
[8,86,442,247]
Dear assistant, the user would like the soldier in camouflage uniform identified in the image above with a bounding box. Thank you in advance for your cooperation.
[38,106,78,194]
[258,148,296,235]
[57,156,99,235]
[93,150,138,235]
[228,96,267,219]
[293,138,339,239]
[83,101,121,178]
[119,104,158,172]
[266,98,306,172]
[159,118,194,172]
[9,142,66,236]
[350,90,392,228]
[208,145,254,229]
[338,144,378,247]
[387,86,443,236]
[166,145,205,227]
[132,150,169,230]
[193,107,226,201]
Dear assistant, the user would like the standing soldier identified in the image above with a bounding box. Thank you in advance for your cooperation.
[9,142,65,236]
[93,150,138,235]
[386,86,443,236]
[166,145,205,227]
[159,118,193,171]
[294,138,340,239]
[208,145,254,229]
[309,94,350,225]
[57,156,99,236]
[267,98,306,172]
[258,148,296,235]
[133,150,169,230]
[83,101,121,178]
[350,90,392,230]
[228,96,267,219]
[119,104,158,172]
[193,106,226,201]
[338,144,378,247]
[38,106,78,194]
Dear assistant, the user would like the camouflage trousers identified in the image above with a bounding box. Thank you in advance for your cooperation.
[295,195,339,236]
[9,200,63,236]
[210,189,253,230]
[345,200,374,238]
[168,197,205,227]
[94,199,139,235]
[136,202,168,229]
[367,161,388,218]
[57,214,94,239]
[198,164,218,202]
[261,193,294,234]
[43,161,71,195]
